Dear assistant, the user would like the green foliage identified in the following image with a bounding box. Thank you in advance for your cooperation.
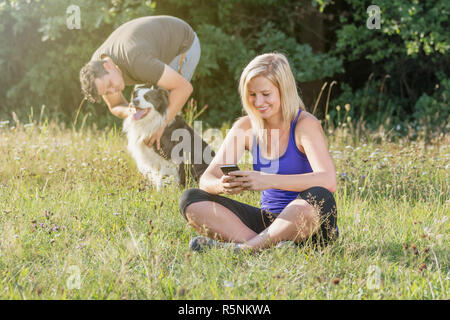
[330,77,408,131]
[0,0,342,128]
[0,0,448,133]
[251,22,343,82]
[327,0,449,132]
[0,0,156,127]
[161,0,344,126]
[413,76,449,136]
[335,0,449,60]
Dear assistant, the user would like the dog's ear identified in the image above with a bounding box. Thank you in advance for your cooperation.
[131,84,146,100]
[154,88,169,113]
[157,87,169,103]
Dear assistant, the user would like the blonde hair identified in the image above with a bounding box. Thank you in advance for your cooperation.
[238,53,305,144]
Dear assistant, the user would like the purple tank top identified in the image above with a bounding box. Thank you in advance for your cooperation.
[252,110,312,213]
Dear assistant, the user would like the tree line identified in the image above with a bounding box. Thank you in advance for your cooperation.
[0,0,448,135]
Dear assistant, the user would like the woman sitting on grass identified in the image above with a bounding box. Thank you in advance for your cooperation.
[179,52,338,252]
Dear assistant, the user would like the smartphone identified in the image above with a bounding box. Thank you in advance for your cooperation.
[220,164,241,176]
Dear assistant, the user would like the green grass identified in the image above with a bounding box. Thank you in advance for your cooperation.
[0,119,448,299]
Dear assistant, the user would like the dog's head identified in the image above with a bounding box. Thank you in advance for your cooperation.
[130,85,169,121]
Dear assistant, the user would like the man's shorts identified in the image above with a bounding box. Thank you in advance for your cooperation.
[168,32,201,81]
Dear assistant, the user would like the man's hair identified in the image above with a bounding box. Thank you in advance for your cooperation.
[79,60,108,103]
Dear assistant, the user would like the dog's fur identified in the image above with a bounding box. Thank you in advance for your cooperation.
[123,85,214,190]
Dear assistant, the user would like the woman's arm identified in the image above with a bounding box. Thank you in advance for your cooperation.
[199,117,252,194]
[295,114,337,192]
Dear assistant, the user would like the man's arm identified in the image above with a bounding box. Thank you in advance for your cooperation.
[143,64,193,150]
[156,64,193,125]
[102,64,192,122]
[102,91,130,119]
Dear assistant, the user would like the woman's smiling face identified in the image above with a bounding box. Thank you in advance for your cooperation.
[247,76,281,119]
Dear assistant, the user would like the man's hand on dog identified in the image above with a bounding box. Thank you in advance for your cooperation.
[144,123,166,150]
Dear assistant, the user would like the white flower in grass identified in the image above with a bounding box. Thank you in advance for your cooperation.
[423,227,432,236]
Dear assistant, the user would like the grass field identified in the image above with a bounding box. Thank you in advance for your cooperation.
[0,117,448,299]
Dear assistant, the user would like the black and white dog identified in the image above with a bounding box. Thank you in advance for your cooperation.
[123,85,214,190]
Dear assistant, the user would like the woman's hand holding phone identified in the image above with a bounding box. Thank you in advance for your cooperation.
[220,165,245,194]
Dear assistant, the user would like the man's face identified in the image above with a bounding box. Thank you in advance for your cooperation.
[94,62,125,96]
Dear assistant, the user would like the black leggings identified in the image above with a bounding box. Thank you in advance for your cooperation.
[179,186,338,245]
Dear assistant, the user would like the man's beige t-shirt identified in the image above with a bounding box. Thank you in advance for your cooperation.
[91,15,195,85]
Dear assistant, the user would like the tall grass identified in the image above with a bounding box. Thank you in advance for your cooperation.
[0,113,448,299]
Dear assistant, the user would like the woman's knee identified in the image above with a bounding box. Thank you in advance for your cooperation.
[290,198,317,217]
[301,186,334,202]
[299,186,337,217]
[179,188,209,220]
[286,199,320,233]
[296,187,338,242]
